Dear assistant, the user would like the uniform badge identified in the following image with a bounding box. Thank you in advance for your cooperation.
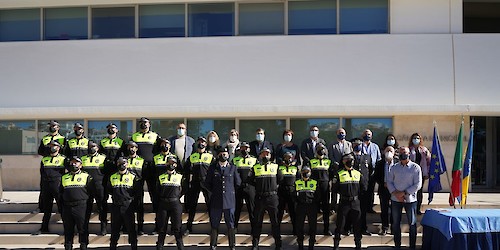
[77,177,82,182]
[172,178,177,182]
[55,160,59,164]
[135,161,139,166]
[81,141,85,146]
[310,184,314,188]
[124,178,129,183]
[96,159,100,163]
[203,157,208,161]
[148,136,151,140]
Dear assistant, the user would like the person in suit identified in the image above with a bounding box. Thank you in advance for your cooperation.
[361,129,382,213]
[300,125,327,164]
[205,147,242,250]
[328,127,352,212]
[374,145,397,235]
[249,128,275,161]
[169,123,195,166]
[351,138,373,236]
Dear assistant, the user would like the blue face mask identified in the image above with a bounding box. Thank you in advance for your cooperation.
[400,153,409,160]
[354,145,362,152]
[363,135,371,141]
[337,134,346,140]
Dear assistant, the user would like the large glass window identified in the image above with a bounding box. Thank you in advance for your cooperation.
[0,121,36,154]
[339,0,388,34]
[188,3,234,37]
[290,118,340,147]
[139,4,185,38]
[38,120,84,139]
[288,0,336,35]
[239,119,286,147]
[343,118,392,147]
[92,7,135,39]
[44,7,88,40]
[147,119,185,139]
[0,9,40,42]
[239,3,284,35]
[187,119,235,143]
[88,120,133,142]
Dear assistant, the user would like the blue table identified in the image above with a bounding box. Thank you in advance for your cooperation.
[421,209,500,250]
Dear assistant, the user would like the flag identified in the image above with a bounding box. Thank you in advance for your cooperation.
[461,121,474,207]
[449,122,464,206]
[428,126,447,204]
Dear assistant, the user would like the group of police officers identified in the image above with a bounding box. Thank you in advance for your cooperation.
[36,118,369,250]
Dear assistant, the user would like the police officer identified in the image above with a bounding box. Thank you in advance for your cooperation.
[131,117,160,216]
[35,140,66,235]
[307,143,334,235]
[332,154,367,250]
[156,156,185,250]
[295,166,318,250]
[248,148,283,250]
[154,138,178,177]
[108,157,140,250]
[99,123,124,189]
[125,141,146,235]
[64,122,89,159]
[183,136,214,235]
[60,156,94,250]
[233,141,257,231]
[205,147,241,250]
[81,141,108,235]
[277,152,298,235]
[351,138,373,236]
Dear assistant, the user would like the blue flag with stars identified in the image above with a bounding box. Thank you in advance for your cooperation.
[428,126,447,204]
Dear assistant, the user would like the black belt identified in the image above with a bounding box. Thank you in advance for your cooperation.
[340,195,358,201]
[64,200,86,206]
[258,191,277,197]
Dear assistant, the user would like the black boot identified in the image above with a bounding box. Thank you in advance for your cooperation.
[297,240,304,250]
[100,222,107,235]
[64,244,72,250]
[333,238,340,250]
[209,228,218,250]
[355,239,362,250]
[131,242,138,250]
[275,239,282,250]
[308,239,315,250]
[137,223,144,236]
[176,237,185,250]
[228,228,236,250]
[110,242,117,250]
[157,233,166,250]
[252,237,259,250]
[79,244,87,250]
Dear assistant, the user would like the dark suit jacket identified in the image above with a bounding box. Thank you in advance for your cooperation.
[249,140,274,161]
[205,162,241,210]
[300,137,327,163]
[328,140,353,169]
[352,153,372,189]
[168,135,195,165]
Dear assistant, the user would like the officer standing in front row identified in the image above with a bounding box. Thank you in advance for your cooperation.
[156,156,185,250]
[295,166,318,250]
[108,157,140,250]
[332,154,367,250]
[60,156,94,250]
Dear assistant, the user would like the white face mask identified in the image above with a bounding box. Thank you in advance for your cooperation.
[412,138,420,146]
[209,136,216,143]
[177,128,186,136]
[387,139,395,146]
[256,134,265,142]
[229,135,237,142]
[284,135,292,142]
[385,151,394,160]
[310,130,319,138]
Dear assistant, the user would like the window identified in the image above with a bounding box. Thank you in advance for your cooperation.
[339,0,388,34]
[92,7,135,39]
[188,3,234,37]
[88,120,133,142]
[343,118,392,147]
[464,1,500,33]
[239,3,284,35]
[288,0,336,35]
[0,9,40,42]
[38,120,84,139]
[187,119,235,142]
[290,118,341,146]
[139,4,185,38]
[239,119,286,147]
[0,121,36,154]
[44,7,88,40]
[147,119,185,139]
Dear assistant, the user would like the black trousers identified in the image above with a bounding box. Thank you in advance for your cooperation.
[157,199,183,240]
[334,203,362,242]
[144,161,158,212]
[86,178,107,226]
[110,202,137,246]
[317,181,330,232]
[41,178,62,230]
[186,181,211,230]
[296,202,318,243]
[133,180,145,230]
[277,188,296,233]
[235,184,256,229]
[252,194,280,242]
[366,175,376,209]
[62,202,88,247]
[360,191,370,232]
[417,178,426,213]
[378,186,392,230]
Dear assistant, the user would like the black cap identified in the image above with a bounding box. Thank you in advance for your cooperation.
[197,136,207,142]
[48,120,60,126]
[88,141,98,148]
[239,142,250,148]
[342,153,354,160]
[260,147,271,154]
[106,123,117,129]
[351,138,363,145]
[48,140,61,147]
[166,156,177,163]
[139,117,150,123]
[159,138,171,144]
[126,141,138,147]
[217,147,229,154]
[316,143,326,151]
[74,122,84,129]
[117,157,127,165]
[70,156,82,163]
[301,166,311,172]
[283,151,294,159]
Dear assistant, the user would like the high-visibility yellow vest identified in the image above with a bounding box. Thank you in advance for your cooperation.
[233,156,257,169]
[338,169,362,183]
[42,134,65,146]
[190,152,213,164]
[62,172,89,188]
[131,131,158,144]
[158,173,182,186]
[67,137,89,149]
[295,179,317,192]
[253,163,279,178]
[110,172,136,188]
[128,156,144,170]
[41,155,66,169]
[81,154,106,169]
[154,153,176,165]
[309,158,331,170]
[279,165,298,176]
[100,137,123,149]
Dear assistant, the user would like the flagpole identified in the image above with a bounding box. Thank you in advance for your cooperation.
[434,120,456,209]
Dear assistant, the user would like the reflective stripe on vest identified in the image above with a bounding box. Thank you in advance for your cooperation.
[110,172,135,188]
[233,156,257,169]
[81,154,106,169]
[253,163,279,178]
[131,131,158,145]
[279,165,298,176]
[310,158,331,170]
[189,152,213,164]
[42,155,66,169]
[68,138,89,149]
[338,169,362,184]
[158,173,182,186]
[42,134,65,146]
[295,179,317,192]
[100,137,123,149]
[128,157,144,170]
[62,172,89,188]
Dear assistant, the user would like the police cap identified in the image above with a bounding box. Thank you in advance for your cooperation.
[316,143,326,152]
[351,138,363,145]
[48,120,60,126]
[301,166,311,173]
[126,141,138,148]
[260,147,271,154]
[283,151,294,159]
[166,155,177,163]
[106,123,117,129]
[88,141,98,148]
[70,156,82,163]
[239,141,250,148]
[48,140,61,147]
[74,122,84,129]
[217,146,229,154]
[117,157,127,165]
[197,136,207,142]
[159,137,171,145]
[342,153,354,160]
[139,117,150,123]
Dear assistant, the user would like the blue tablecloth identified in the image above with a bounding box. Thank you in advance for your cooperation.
[421,209,500,250]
